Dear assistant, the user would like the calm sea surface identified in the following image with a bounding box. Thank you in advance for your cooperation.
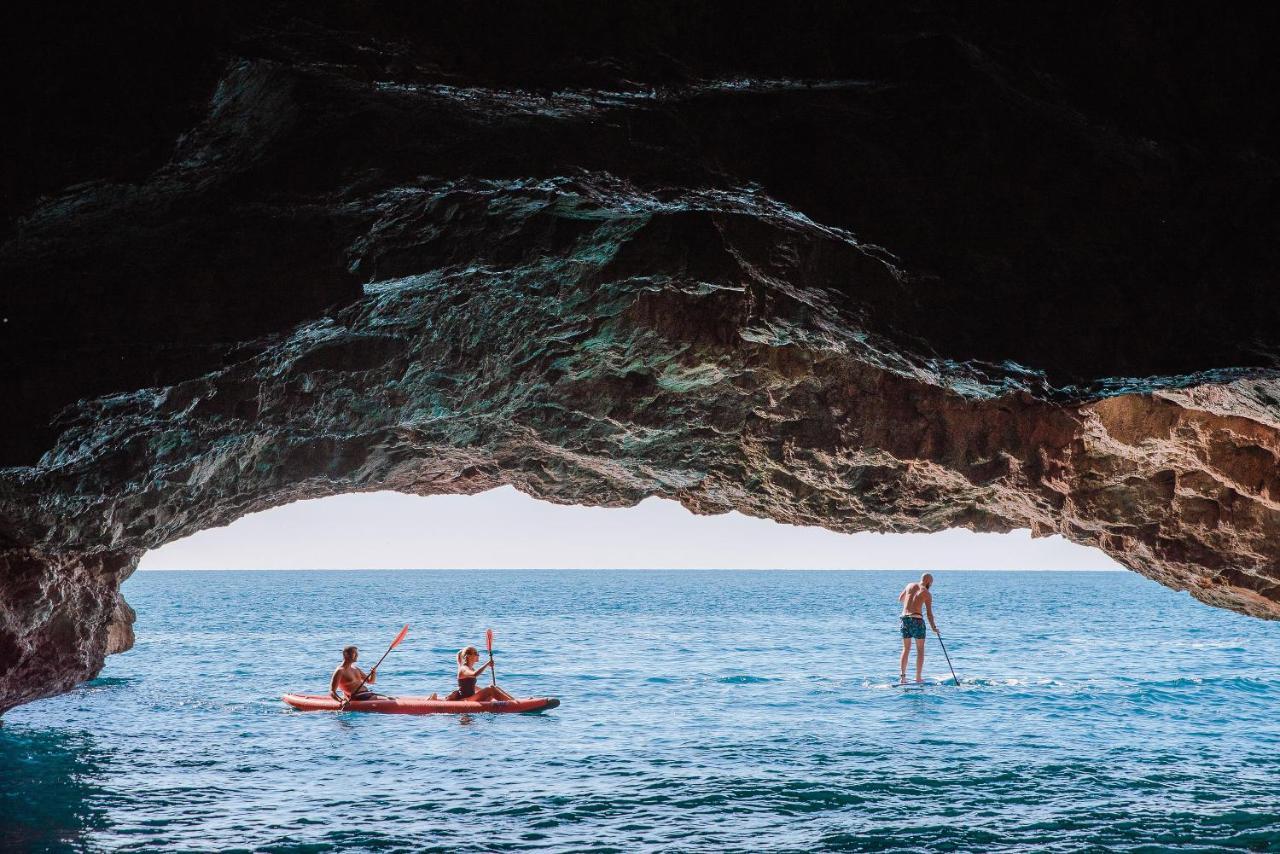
[3,570,1280,852]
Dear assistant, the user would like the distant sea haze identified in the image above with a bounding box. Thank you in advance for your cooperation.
[4,570,1276,850]
[136,487,1122,571]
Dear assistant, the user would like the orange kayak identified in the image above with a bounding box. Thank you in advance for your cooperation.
[281,693,560,714]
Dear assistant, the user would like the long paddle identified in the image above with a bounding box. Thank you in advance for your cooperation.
[343,624,409,707]
[485,627,497,687]
[934,627,960,686]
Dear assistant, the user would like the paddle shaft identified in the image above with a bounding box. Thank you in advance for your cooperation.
[486,631,497,687]
[934,629,960,685]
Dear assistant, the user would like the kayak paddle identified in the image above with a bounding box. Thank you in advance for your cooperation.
[344,624,409,706]
[486,627,497,687]
[934,627,960,686]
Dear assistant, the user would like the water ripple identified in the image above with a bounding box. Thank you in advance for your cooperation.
[3,570,1280,851]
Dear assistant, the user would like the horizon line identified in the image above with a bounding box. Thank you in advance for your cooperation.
[134,566,1126,573]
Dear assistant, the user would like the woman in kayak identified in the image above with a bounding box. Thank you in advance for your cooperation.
[445,645,514,702]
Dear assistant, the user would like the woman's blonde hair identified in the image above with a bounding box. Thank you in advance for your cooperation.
[457,646,479,666]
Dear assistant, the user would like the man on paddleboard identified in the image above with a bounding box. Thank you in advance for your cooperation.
[330,645,380,701]
[898,574,938,684]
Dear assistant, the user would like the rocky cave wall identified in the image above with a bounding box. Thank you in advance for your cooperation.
[2,2,1279,713]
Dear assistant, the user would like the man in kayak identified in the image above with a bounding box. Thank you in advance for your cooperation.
[898,573,938,684]
[330,645,381,702]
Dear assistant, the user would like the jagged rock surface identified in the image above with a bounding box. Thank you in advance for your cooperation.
[2,3,1279,713]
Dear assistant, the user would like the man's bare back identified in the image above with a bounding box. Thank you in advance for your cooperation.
[899,582,932,618]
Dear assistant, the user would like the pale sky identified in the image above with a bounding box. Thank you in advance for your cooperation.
[138,486,1121,571]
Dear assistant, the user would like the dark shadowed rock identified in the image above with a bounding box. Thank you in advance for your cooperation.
[2,2,1279,713]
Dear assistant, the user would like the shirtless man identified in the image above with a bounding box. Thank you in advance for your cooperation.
[330,645,379,702]
[897,573,938,684]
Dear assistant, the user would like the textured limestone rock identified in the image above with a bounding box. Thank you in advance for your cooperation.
[2,3,1279,713]
[0,550,135,711]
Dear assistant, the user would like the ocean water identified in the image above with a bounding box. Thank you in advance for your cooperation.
[3,570,1280,853]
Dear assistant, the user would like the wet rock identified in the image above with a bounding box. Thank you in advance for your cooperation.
[0,550,135,712]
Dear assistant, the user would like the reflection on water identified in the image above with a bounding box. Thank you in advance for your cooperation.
[0,725,109,850]
[3,570,1280,851]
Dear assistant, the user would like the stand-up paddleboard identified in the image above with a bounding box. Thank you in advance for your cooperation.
[896,678,963,689]
[282,693,560,714]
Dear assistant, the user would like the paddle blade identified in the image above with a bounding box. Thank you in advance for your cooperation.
[486,628,494,654]
[390,624,409,650]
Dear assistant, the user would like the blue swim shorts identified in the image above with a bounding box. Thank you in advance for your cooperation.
[900,616,926,640]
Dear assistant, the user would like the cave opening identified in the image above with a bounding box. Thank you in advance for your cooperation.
[93,488,1130,706]
[137,486,1123,573]
[101,485,1141,717]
